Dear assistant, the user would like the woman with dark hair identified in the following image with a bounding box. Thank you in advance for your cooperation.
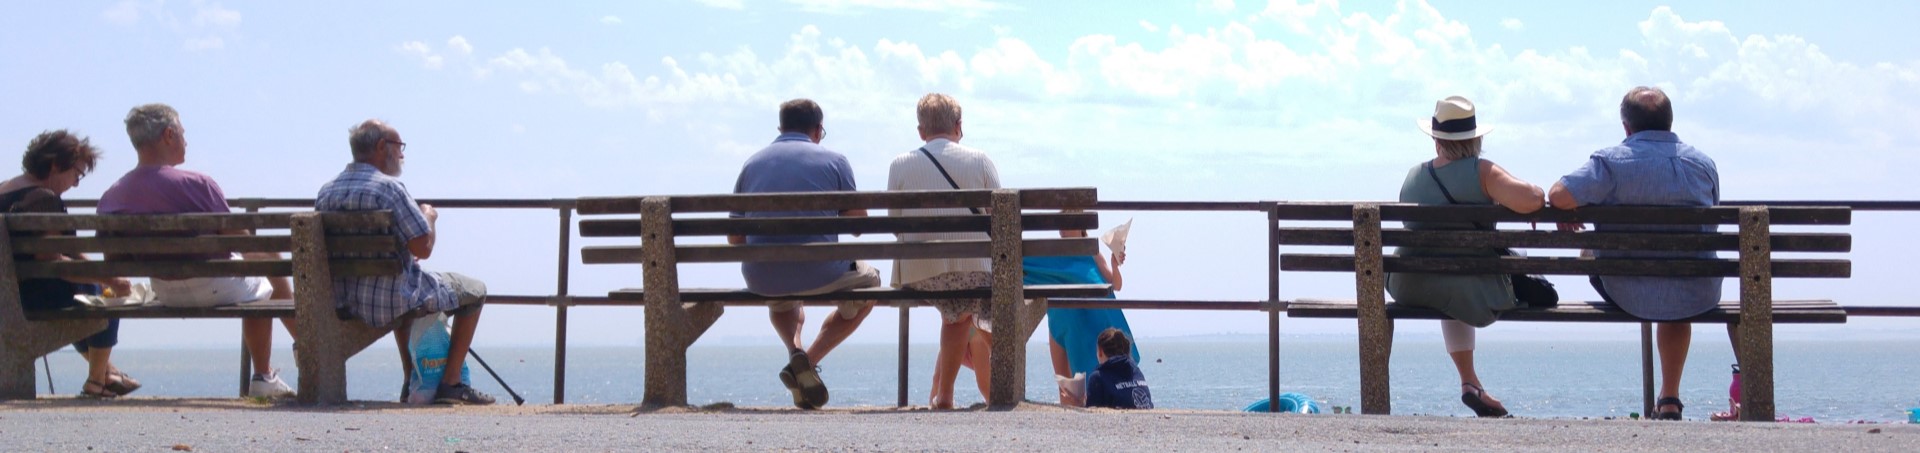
[1,130,135,398]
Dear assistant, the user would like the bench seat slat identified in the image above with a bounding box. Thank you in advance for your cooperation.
[606,284,1113,302]
[1270,203,1850,226]
[1280,254,1851,278]
[23,300,296,320]
[580,213,1098,238]
[15,259,401,279]
[1284,299,1847,324]
[581,238,1098,264]
[1274,228,1850,253]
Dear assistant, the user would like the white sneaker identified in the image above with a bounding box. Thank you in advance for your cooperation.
[248,369,295,398]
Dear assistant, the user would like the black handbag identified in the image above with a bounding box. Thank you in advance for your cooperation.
[1423,161,1559,308]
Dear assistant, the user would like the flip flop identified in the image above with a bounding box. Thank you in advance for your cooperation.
[1655,397,1685,421]
[80,380,119,399]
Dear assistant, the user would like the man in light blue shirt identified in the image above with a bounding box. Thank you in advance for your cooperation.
[729,99,880,409]
[1549,86,1723,420]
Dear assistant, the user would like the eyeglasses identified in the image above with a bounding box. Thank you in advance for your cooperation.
[382,138,407,152]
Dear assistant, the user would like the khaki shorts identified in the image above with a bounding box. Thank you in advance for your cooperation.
[766,261,880,320]
[904,271,993,329]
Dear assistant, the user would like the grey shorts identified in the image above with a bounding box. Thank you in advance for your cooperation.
[904,271,993,328]
[432,271,487,316]
[766,261,881,319]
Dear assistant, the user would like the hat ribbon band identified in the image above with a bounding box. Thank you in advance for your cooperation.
[1431,116,1477,134]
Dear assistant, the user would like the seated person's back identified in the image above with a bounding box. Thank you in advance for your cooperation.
[1084,328,1153,410]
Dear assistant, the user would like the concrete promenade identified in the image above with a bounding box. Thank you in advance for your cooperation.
[0,399,1913,452]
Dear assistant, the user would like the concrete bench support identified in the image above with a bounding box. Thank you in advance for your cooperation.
[290,212,390,405]
[639,197,724,409]
[0,216,107,400]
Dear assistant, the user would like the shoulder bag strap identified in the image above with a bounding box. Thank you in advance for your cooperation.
[918,147,983,215]
[1424,161,1490,230]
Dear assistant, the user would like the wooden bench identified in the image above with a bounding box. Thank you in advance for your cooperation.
[576,188,1111,409]
[0,211,406,404]
[1273,203,1851,421]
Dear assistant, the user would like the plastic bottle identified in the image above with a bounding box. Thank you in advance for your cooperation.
[1728,363,1742,405]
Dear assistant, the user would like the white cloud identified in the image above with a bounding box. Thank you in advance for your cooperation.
[784,0,1009,17]
[192,1,242,28]
[398,41,444,69]
[1501,18,1523,31]
[447,36,473,55]
[600,15,624,25]
[102,0,142,25]
[696,0,746,9]
[1139,20,1160,33]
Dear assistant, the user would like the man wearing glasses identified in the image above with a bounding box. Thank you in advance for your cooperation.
[315,119,494,405]
[99,103,298,398]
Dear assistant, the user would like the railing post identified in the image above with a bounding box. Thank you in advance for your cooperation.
[239,205,260,398]
[1736,206,1775,422]
[554,204,573,405]
[897,301,909,408]
[986,189,1026,409]
[1352,204,1391,415]
[1266,202,1281,412]
[1641,321,1654,417]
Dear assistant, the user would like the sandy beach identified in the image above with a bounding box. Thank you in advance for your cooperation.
[1,398,1913,452]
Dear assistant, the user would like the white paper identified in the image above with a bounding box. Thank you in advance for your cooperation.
[75,282,155,308]
[1101,217,1134,254]
[1055,372,1087,403]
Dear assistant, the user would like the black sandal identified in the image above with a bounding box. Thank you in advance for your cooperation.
[1460,383,1510,418]
[80,380,119,399]
[1655,396,1685,420]
[105,371,141,396]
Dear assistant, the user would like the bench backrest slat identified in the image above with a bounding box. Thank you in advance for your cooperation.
[15,258,402,279]
[1271,203,1851,225]
[11,234,401,255]
[1275,228,1850,253]
[4,211,393,232]
[582,212,1097,238]
[1280,254,1851,278]
[582,237,1098,265]
[577,188,1097,215]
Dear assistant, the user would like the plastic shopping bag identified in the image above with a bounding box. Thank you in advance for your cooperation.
[405,313,472,404]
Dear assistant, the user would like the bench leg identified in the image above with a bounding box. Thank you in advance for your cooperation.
[1359,317,1394,415]
[294,318,388,405]
[641,302,722,409]
[0,319,107,400]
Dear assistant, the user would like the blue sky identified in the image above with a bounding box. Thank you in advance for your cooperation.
[3,1,1919,351]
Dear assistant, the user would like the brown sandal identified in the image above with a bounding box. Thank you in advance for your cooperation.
[80,380,119,399]
[105,371,141,396]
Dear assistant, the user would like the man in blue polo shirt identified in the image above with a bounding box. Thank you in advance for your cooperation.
[1549,86,1722,421]
[730,98,881,410]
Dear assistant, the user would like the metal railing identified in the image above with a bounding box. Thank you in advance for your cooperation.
[54,198,1920,406]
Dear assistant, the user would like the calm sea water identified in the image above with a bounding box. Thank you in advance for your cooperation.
[35,338,1920,423]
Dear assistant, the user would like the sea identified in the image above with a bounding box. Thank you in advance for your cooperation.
[35,338,1920,423]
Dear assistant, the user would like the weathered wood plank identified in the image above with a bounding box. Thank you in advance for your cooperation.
[1275,228,1850,253]
[4,212,393,232]
[581,238,1098,264]
[10,235,399,255]
[582,213,1098,237]
[1280,254,1850,278]
[24,300,296,320]
[604,284,1112,302]
[576,188,1096,215]
[14,259,400,279]
[1270,204,1850,226]
[1285,299,1846,324]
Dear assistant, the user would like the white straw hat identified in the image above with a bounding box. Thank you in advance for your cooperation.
[1417,95,1492,140]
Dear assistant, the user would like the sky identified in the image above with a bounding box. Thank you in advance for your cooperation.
[3,0,1919,352]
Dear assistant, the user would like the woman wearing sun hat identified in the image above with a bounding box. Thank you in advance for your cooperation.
[1386,95,1545,417]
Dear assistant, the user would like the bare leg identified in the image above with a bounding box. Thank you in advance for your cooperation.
[243,318,274,372]
[442,307,482,386]
[270,276,298,337]
[804,304,873,364]
[967,327,992,399]
[1656,322,1692,411]
[770,307,806,353]
[930,314,972,409]
[1725,323,1741,358]
[393,317,416,379]
[84,348,113,387]
[1049,339,1079,406]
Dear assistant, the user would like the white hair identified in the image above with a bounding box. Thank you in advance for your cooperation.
[124,103,181,149]
[348,119,391,160]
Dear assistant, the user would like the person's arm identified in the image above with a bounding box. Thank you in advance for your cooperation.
[1547,181,1580,211]
[1093,250,1124,291]
[1083,372,1108,408]
[408,203,438,259]
[1478,160,1544,214]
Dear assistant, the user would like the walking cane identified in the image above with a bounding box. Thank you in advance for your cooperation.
[467,349,524,405]
[43,356,53,394]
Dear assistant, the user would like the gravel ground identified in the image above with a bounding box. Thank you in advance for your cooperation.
[0,399,1913,452]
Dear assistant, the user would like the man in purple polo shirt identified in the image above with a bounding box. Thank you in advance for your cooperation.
[729,99,880,409]
[99,103,295,398]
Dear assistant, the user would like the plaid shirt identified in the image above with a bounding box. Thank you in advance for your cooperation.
[316,163,455,327]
